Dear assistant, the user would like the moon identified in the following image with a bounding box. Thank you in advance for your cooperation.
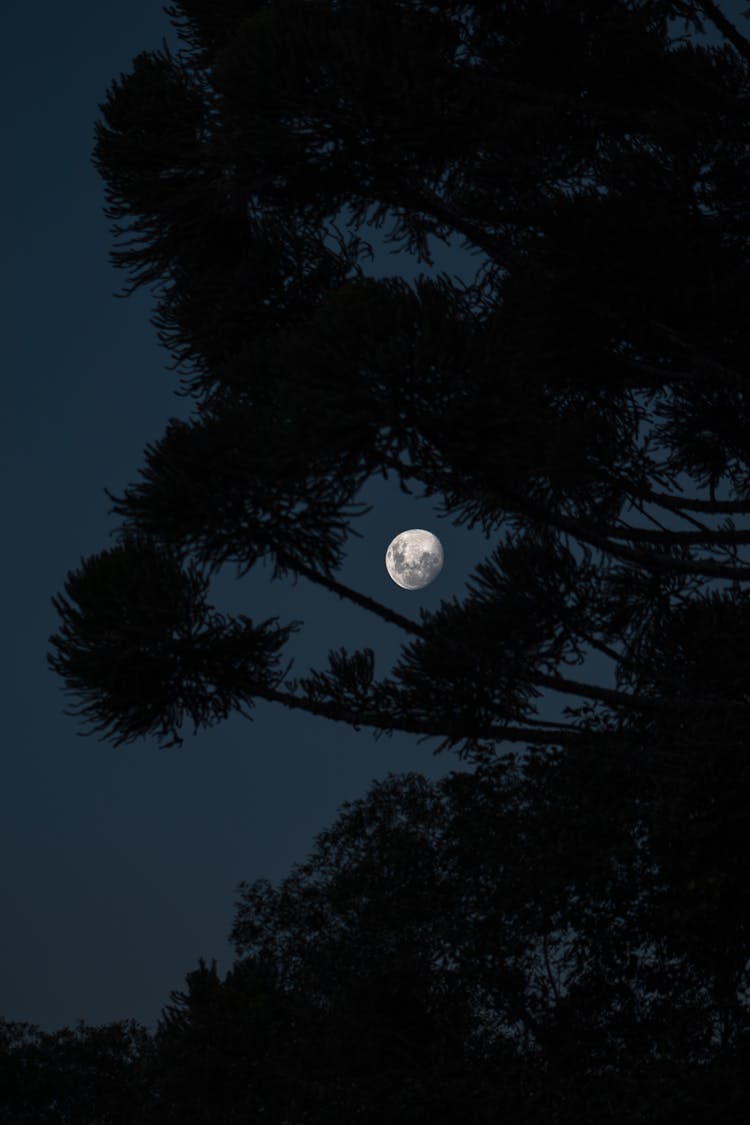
[385,529,444,590]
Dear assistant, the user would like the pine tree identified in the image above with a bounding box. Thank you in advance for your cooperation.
[40,7,750,1118]
[49,0,750,766]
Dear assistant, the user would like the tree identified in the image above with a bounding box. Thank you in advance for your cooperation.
[137,759,750,1122]
[0,1017,155,1124]
[42,3,750,1114]
[48,0,750,764]
[4,753,750,1122]
[144,954,311,1124]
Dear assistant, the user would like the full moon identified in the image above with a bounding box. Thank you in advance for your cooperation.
[385,529,444,590]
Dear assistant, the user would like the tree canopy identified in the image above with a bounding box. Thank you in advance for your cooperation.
[7,754,750,1121]
[48,0,750,762]
[37,2,750,1118]
[0,1017,154,1124]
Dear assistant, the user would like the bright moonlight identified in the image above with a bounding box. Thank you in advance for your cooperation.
[385,529,444,590]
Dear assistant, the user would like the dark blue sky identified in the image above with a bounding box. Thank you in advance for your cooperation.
[2,0,738,1036]
[0,0,496,1034]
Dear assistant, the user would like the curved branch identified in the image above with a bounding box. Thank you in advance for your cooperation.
[650,491,750,515]
[698,0,750,65]
[292,559,422,635]
[531,671,750,718]
[502,489,750,582]
[600,473,750,516]
[259,684,622,749]
[605,525,750,547]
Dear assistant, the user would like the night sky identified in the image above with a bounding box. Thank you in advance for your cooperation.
[3,0,735,1037]
[3,0,491,1034]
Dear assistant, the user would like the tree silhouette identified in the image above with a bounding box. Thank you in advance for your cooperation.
[5,752,750,1122]
[143,954,308,1124]
[222,757,750,1119]
[48,0,750,763]
[38,3,750,1117]
[0,1017,154,1124]
[124,759,750,1121]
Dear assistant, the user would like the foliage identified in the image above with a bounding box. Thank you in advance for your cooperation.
[48,0,750,759]
[17,754,739,1123]
[37,1,750,1119]
[0,1018,155,1124]
[48,533,298,747]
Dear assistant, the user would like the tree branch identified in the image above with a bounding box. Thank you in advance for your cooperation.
[396,183,512,267]
[381,454,750,580]
[605,525,750,547]
[506,490,750,582]
[292,559,423,635]
[650,491,750,515]
[259,684,592,747]
[698,0,750,65]
[531,670,750,718]
[602,472,750,516]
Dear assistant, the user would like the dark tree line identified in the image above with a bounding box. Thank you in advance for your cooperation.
[5,756,750,1120]
[30,0,750,1119]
